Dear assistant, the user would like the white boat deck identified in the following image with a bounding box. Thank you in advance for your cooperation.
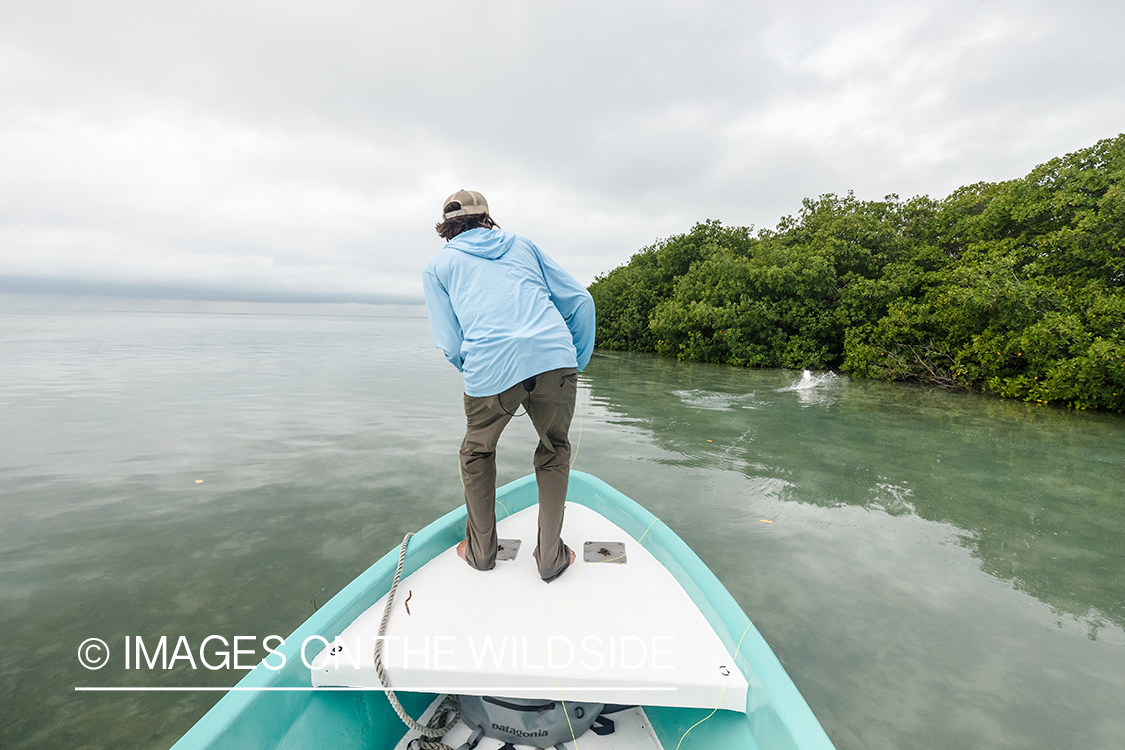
[311,502,748,712]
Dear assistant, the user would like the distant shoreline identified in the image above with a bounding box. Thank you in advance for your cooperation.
[0,292,427,318]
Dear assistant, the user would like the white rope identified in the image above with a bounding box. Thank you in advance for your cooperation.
[374,532,460,749]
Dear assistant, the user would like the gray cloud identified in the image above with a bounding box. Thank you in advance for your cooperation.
[2,0,1123,304]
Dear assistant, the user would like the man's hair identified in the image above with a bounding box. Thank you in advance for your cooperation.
[435,213,499,241]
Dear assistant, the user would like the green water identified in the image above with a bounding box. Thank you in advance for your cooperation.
[1,308,1123,749]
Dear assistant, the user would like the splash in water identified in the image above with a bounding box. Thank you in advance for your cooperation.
[777,370,841,406]
[778,370,839,391]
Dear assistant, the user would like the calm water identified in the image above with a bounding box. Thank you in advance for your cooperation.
[1,308,1123,750]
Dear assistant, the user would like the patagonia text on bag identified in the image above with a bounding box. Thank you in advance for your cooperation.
[458,695,605,747]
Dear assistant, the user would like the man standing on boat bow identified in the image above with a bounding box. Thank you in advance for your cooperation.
[423,190,596,582]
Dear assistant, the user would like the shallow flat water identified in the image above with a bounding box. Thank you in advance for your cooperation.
[1,307,1123,749]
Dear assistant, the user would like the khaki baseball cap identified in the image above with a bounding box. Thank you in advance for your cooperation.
[441,190,489,220]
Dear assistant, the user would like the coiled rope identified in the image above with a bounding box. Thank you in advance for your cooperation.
[374,532,461,750]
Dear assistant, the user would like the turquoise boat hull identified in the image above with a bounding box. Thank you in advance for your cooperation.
[171,471,835,749]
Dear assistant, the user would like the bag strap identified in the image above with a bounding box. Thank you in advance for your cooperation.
[589,715,616,736]
[453,726,485,750]
[589,705,636,737]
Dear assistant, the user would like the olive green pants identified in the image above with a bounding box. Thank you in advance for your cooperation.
[459,367,577,580]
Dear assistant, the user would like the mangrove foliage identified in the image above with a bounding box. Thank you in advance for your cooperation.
[589,135,1125,412]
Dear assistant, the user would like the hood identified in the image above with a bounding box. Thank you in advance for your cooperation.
[446,227,515,260]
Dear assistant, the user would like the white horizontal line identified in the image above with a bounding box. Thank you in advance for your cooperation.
[75,686,679,693]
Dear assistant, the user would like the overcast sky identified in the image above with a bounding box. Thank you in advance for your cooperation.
[2,0,1122,306]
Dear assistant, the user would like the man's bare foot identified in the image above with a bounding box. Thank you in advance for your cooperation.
[542,545,577,583]
[456,539,468,561]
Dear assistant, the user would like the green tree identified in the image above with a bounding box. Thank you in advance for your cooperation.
[588,134,1125,412]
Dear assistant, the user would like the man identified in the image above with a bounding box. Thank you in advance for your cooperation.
[423,190,596,582]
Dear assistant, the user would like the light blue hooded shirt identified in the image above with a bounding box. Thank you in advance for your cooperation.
[423,227,596,397]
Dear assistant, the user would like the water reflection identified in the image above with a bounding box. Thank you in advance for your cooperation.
[582,352,1125,634]
[3,313,1122,750]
